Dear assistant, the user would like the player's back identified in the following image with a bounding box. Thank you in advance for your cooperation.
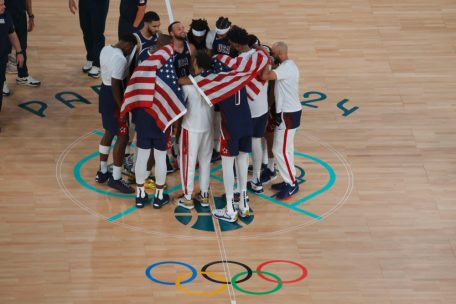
[217,87,252,138]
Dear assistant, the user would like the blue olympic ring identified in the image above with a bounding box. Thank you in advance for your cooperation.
[146,261,198,286]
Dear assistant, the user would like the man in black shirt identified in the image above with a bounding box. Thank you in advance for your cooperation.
[118,0,147,39]
[69,0,109,78]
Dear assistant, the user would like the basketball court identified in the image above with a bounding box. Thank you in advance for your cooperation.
[1,0,455,303]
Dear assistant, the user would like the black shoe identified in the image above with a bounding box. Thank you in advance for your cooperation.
[136,193,149,208]
[95,170,111,183]
[107,177,135,194]
[272,181,287,191]
[153,193,170,209]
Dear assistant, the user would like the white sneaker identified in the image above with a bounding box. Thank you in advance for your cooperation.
[88,66,100,79]
[212,208,238,222]
[16,76,41,87]
[82,61,93,73]
[2,83,10,96]
[6,54,17,74]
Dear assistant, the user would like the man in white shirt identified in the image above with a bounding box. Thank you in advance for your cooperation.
[176,50,214,209]
[260,41,302,200]
[95,34,137,194]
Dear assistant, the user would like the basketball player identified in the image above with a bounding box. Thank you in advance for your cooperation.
[133,34,174,209]
[95,34,137,194]
[211,26,253,223]
[187,19,209,51]
[168,21,193,77]
[118,0,147,39]
[205,17,237,163]
[176,50,214,209]
[260,41,302,200]
[69,0,109,78]
[0,0,24,113]
[133,11,161,65]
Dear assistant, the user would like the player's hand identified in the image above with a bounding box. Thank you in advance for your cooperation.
[16,54,24,68]
[178,76,191,85]
[274,112,283,127]
[69,0,78,14]
[27,17,35,32]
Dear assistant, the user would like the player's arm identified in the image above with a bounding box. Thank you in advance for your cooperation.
[68,0,78,14]
[26,0,35,32]
[133,0,147,28]
[8,32,24,67]
[111,78,124,109]
[260,66,277,81]
[178,76,192,85]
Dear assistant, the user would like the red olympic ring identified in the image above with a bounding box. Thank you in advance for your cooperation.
[256,260,308,284]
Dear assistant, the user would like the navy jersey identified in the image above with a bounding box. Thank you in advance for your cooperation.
[173,41,191,78]
[0,12,15,57]
[216,88,252,139]
[133,30,159,64]
[213,36,238,58]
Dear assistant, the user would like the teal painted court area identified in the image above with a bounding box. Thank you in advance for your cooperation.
[72,130,336,224]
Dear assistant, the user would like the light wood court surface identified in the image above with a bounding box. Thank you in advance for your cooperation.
[1,0,456,303]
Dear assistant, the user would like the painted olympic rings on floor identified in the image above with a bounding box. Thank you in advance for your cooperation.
[145,260,308,296]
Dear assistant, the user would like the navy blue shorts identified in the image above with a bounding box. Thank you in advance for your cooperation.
[132,108,168,151]
[99,84,128,136]
[220,135,252,157]
[252,113,268,138]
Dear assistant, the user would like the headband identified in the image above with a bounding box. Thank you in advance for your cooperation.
[191,29,207,37]
[216,27,230,35]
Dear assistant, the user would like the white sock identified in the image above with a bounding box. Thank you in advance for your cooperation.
[135,148,151,185]
[125,145,131,156]
[222,156,235,212]
[234,159,240,193]
[100,161,108,174]
[184,194,192,200]
[137,186,146,198]
[268,157,275,171]
[156,188,164,200]
[252,138,263,180]
[262,138,268,165]
[113,166,122,180]
[237,152,249,193]
[154,149,167,186]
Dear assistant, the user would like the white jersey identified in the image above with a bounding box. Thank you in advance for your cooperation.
[273,59,301,113]
[205,30,217,50]
[182,84,214,132]
[100,45,128,86]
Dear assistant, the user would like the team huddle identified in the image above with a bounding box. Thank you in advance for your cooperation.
[95,12,302,223]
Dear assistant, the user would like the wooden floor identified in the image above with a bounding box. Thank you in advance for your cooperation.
[1,0,456,303]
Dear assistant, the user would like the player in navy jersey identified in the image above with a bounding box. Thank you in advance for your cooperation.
[260,41,302,200]
[168,21,193,78]
[133,11,161,65]
[205,17,238,58]
[187,19,209,51]
[118,0,147,39]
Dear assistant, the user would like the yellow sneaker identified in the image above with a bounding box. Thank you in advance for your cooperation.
[176,195,194,210]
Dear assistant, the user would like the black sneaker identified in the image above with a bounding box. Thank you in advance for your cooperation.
[272,181,287,191]
[136,193,149,208]
[95,170,111,183]
[276,183,299,201]
[260,168,277,185]
[107,177,135,194]
[247,178,264,193]
[153,193,170,209]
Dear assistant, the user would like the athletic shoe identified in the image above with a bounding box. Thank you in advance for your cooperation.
[82,61,93,73]
[247,178,264,193]
[107,177,135,194]
[6,54,17,74]
[16,76,41,87]
[95,170,111,183]
[248,163,267,173]
[260,168,277,185]
[123,154,134,174]
[144,177,156,191]
[2,83,10,97]
[176,195,194,210]
[88,66,100,78]
[276,183,299,201]
[136,193,149,208]
[238,194,250,218]
[197,192,210,207]
[234,192,240,203]
[153,193,170,209]
[212,208,238,223]
[211,150,221,163]
[272,181,287,191]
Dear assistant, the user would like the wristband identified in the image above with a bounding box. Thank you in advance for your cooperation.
[16,51,23,55]
[28,14,35,19]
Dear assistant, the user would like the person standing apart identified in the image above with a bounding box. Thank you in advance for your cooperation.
[68,0,109,78]
[118,0,147,39]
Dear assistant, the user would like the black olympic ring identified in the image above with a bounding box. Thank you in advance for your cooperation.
[201,260,253,285]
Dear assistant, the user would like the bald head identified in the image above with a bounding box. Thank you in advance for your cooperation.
[272,41,289,64]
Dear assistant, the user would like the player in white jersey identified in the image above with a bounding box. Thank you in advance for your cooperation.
[260,41,302,200]
[176,50,214,209]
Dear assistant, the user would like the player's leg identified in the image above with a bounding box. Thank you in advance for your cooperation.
[275,128,299,200]
[177,128,196,210]
[261,115,278,184]
[96,130,114,183]
[196,130,214,207]
[134,144,151,208]
[108,129,134,193]
[237,136,252,218]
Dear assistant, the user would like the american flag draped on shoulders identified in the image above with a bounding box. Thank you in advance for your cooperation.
[120,44,186,132]
[189,48,270,106]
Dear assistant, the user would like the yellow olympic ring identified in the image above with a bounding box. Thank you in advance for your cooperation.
[176,271,227,297]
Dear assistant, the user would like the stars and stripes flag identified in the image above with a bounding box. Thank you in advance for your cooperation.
[189,48,270,106]
[120,44,186,132]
